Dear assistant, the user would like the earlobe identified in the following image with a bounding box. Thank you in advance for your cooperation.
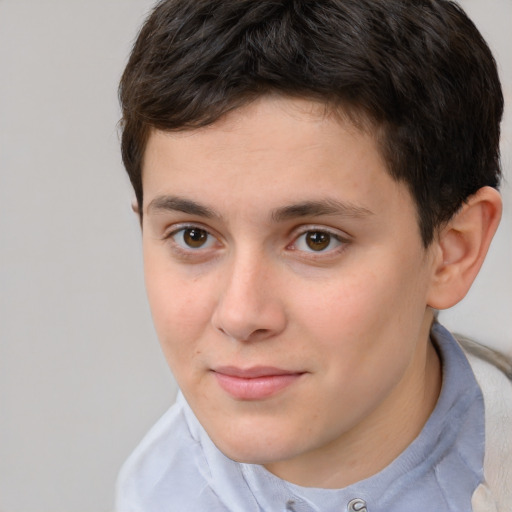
[427,186,502,310]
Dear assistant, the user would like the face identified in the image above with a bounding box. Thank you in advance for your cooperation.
[141,96,439,486]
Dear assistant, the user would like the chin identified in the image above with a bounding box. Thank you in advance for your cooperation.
[207,421,303,466]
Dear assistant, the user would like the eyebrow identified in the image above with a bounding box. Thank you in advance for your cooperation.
[147,195,218,218]
[271,199,374,222]
[146,195,373,222]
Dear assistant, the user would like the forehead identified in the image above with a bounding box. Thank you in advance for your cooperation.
[141,95,415,226]
[143,95,372,156]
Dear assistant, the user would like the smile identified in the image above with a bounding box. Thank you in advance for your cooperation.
[212,366,305,400]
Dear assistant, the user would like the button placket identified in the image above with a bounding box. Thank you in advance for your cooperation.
[283,497,314,512]
[285,499,297,511]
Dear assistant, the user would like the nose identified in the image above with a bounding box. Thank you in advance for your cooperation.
[211,251,287,342]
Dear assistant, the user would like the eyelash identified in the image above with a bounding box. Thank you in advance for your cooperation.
[163,224,350,259]
[164,224,221,257]
[287,226,350,257]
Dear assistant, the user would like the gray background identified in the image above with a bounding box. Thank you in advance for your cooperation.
[0,1,510,511]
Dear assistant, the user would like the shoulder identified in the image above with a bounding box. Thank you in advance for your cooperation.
[455,334,512,512]
[457,334,512,421]
[115,394,225,512]
[456,334,512,383]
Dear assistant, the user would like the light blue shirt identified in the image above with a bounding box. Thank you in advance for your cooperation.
[116,324,485,511]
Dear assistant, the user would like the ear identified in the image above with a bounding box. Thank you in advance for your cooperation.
[131,199,143,227]
[427,186,502,310]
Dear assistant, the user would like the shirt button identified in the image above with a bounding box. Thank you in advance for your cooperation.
[347,498,368,512]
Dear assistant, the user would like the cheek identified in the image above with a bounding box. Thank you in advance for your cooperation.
[295,269,386,338]
[297,252,429,368]
[290,261,429,428]
[143,255,212,361]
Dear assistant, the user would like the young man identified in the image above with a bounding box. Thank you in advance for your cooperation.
[116,1,511,510]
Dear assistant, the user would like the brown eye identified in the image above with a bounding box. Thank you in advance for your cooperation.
[292,230,344,254]
[182,228,209,248]
[305,231,331,251]
[170,226,219,254]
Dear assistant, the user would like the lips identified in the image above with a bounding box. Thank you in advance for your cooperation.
[212,366,304,400]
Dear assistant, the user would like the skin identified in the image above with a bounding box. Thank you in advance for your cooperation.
[141,95,442,488]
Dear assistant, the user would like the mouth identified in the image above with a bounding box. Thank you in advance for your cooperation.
[211,366,305,400]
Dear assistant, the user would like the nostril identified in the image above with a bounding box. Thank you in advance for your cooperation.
[253,328,270,336]
[215,324,273,342]
[211,291,287,342]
